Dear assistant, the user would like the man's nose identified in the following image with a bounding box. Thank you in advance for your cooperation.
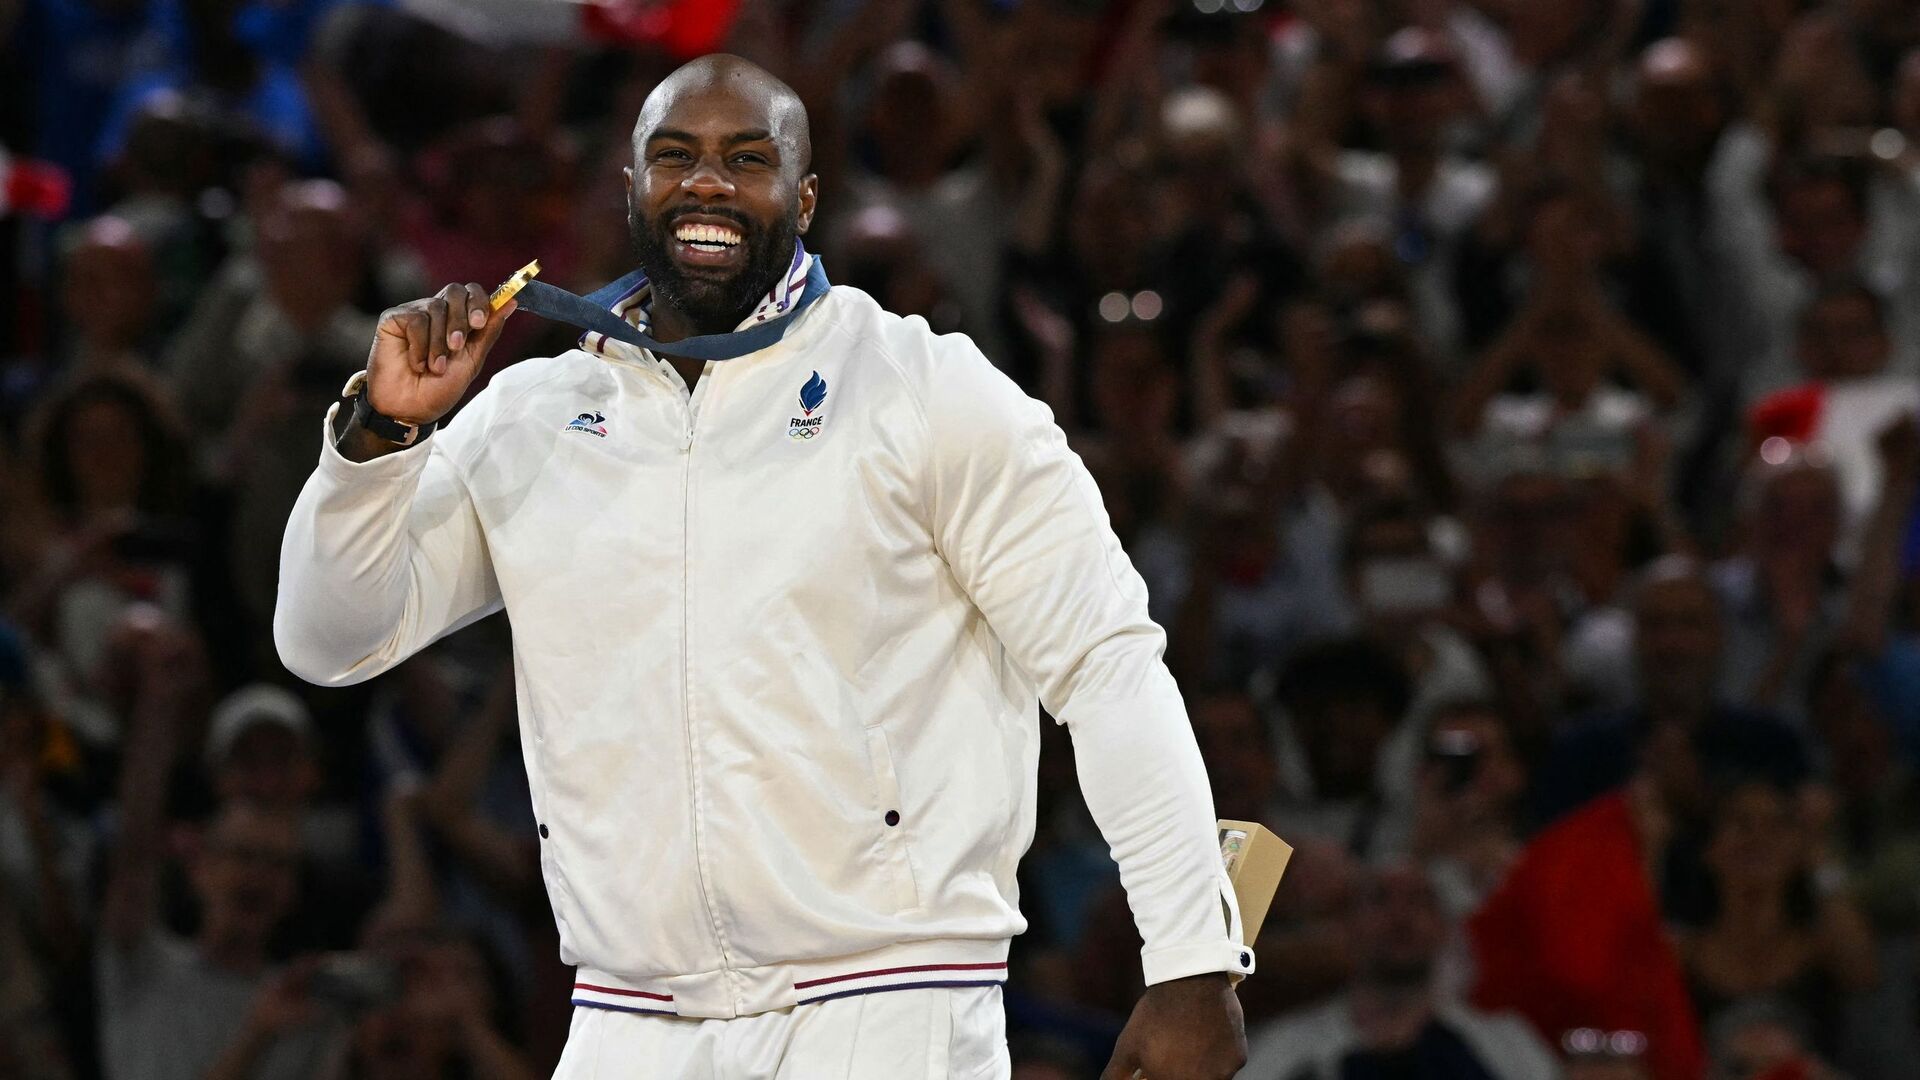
[682,156,735,199]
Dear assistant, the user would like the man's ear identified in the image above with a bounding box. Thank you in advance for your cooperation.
[796,174,820,235]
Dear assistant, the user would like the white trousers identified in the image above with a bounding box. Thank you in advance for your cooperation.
[550,985,1011,1079]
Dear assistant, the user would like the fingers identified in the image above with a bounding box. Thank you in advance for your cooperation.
[375,305,431,375]
[425,294,450,375]
[376,281,512,390]
[461,282,489,330]
[431,283,505,376]
[442,282,485,356]
[463,295,516,363]
[440,295,514,388]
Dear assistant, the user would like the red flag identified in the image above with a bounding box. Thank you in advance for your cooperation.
[0,151,72,220]
[581,0,745,58]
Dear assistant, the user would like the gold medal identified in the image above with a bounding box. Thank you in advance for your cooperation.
[489,259,542,311]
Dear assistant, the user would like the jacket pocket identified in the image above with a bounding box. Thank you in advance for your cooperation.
[864,726,922,913]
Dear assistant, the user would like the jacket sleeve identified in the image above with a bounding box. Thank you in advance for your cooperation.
[919,332,1252,987]
[274,402,502,686]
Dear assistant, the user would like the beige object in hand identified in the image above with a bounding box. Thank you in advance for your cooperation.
[1217,819,1292,943]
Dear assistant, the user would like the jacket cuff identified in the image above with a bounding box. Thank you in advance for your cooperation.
[1142,940,1256,987]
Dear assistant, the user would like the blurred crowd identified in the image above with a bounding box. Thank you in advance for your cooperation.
[1,0,1919,1078]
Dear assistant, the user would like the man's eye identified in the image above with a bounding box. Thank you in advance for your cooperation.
[656,149,691,162]
[733,153,768,165]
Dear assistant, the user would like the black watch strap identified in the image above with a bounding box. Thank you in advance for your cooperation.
[340,370,434,447]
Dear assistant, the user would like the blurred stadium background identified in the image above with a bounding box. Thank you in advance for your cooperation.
[2,1,1919,1078]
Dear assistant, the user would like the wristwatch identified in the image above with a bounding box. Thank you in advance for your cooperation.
[339,370,434,447]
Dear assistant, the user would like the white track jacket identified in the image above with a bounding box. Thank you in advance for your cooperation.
[275,284,1250,1019]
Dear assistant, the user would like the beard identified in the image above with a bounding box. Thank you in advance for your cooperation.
[630,202,801,336]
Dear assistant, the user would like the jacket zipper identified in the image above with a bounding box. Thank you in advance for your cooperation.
[676,376,734,982]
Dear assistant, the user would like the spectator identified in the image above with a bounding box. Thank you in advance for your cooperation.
[1408,699,1528,921]
[401,117,579,316]
[1469,725,1709,1080]
[1192,686,1282,828]
[1735,156,1920,398]
[201,683,374,954]
[1710,453,1848,720]
[1004,147,1176,407]
[1242,861,1560,1080]
[1676,778,1875,1060]
[208,924,536,1080]
[833,203,962,334]
[1266,636,1412,859]
[95,614,333,1080]
[1450,192,1687,460]
[1809,651,1920,936]
[1624,38,1755,385]
[1535,559,1808,828]
[1320,28,1494,365]
[6,369,198,746]
[1462,467,1588,731]
[55,216,158,375]
[1167,446,1352,690]
[163,177,380,461]
[1747,284,1919,528]
[1336,495,1493,841]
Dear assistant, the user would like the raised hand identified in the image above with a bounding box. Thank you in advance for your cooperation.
[363,283,516,428]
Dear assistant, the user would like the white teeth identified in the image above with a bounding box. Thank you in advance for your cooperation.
[675,223,740,246]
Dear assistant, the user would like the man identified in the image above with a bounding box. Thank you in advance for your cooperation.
[101,799,331,1080]
[1242,862,1557,1080]
[1335,28,1493,367]
[202,683,377,954]
[204,684,323,813]
[1734,158,1920,399]
[1532,559,1808,827]
[275,55,1249,1078]
[1747,284,1920,527]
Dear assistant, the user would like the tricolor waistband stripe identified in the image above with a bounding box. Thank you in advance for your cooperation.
[570,998,677,1017]
[793,961,1009,990]
[796,979,1006,1007]
[573,982,673,1001]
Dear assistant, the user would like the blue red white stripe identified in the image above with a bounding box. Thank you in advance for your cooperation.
[792,961,1008,1006]
[570,980,676,1016]
[568,960,1007,1016]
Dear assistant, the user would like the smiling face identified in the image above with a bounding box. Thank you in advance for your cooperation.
[626,56,818,337]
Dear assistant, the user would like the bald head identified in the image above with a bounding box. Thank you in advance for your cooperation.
[635,54,812,177]
[624,54,821,339]
[1634,38,1725,164]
